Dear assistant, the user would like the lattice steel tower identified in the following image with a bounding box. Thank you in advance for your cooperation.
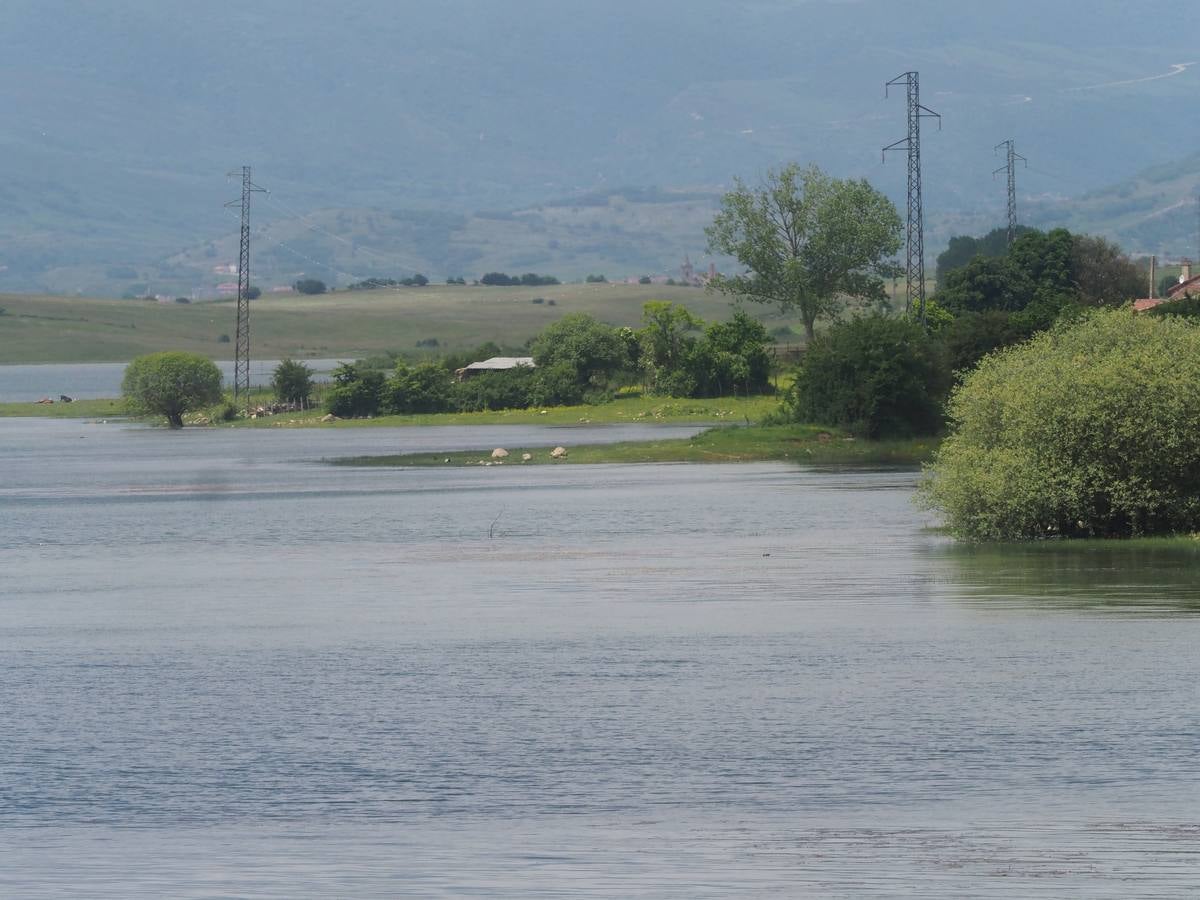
[883,72,940,322]
[994,139,1027,247]
[225,167,266,407]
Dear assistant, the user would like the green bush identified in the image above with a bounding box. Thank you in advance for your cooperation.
[921,309,1200,540]
[294,278,327,295]
[272,358,315,407]
[325,363,383,417]
[692,310,772,397]
[530,313,628,394]
[637,303,771,398]
[212,398,239,422]
[782,315,948,438]
[121,351,223,428]
[529,361,585,407]
[451,367,536,412]
[941,310,1025,374]
[382,363,453,414]
[1148,294,1200,320]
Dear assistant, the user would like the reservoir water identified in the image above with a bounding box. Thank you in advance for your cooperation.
[0,359,347,402]
[2,418,1198,897]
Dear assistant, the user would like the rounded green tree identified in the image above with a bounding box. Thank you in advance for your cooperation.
[921,309,1200,540]
[122,351,223,428]
[271,358,314,408]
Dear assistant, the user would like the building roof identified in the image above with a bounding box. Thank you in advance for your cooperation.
[463,356,535,371]
[1167,274,1200,299]
[1133,297,1166,312]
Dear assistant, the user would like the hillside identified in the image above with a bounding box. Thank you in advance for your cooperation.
[141,188,727,301]
[1027,152,1200,259]
[1,0,1198,294]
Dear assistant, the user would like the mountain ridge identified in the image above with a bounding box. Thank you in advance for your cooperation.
[1,0,1198,293]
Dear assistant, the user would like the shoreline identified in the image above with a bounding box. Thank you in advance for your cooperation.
[329,424,938,468]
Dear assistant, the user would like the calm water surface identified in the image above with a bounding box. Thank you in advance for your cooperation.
[2,418,1198,897]
[0,359,346,401]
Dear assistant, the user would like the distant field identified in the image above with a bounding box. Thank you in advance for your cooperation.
[0,283,808,364]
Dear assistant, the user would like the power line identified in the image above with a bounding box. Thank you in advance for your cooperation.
[224,167,266,409]
[993,139,1028,247]
[883,71,940,323]
[224,206,378,285]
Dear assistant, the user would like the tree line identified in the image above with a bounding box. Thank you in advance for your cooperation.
[323,304,773,418]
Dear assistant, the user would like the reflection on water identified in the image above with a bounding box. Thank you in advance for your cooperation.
[3,419,1200,897]
[935,542,1200,613]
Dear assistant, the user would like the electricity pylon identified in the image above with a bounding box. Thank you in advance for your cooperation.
[994,139,1027,247]
[225,167,267,408]
[883,72,940,323]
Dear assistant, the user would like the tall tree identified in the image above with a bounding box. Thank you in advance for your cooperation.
[1070,233,1144,307]
[705,163,902,341]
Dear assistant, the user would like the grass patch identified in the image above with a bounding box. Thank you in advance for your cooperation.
[0,397,127,419]
[0,390,783,428]
[331,424,937,468]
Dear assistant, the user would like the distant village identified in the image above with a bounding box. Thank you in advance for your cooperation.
[1135,258,1200,311]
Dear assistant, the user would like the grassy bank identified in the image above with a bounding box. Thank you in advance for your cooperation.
[0,387,781,426]
[0,397,126,419]
[228,391,782,428]
[332,423,937,468]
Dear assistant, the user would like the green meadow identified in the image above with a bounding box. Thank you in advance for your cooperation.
[0,283,804,364]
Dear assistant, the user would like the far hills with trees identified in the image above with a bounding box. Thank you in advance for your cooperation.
[1,0,1198,296]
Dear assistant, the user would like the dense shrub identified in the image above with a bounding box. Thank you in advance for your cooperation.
[694,311,772,396]
[782,315,949,438]
[382,363,453,414]
[272,358,315,407]
[921,309,1200,540]
[528,361,586,406]
[294,278,327,295]
[325,362,383,417]
[530,313,629,393]
[637,304,771,398]
[639,301,701,393]
[1147,294,1200,320]
[941,310,1028,374]
[452,367,537,411]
